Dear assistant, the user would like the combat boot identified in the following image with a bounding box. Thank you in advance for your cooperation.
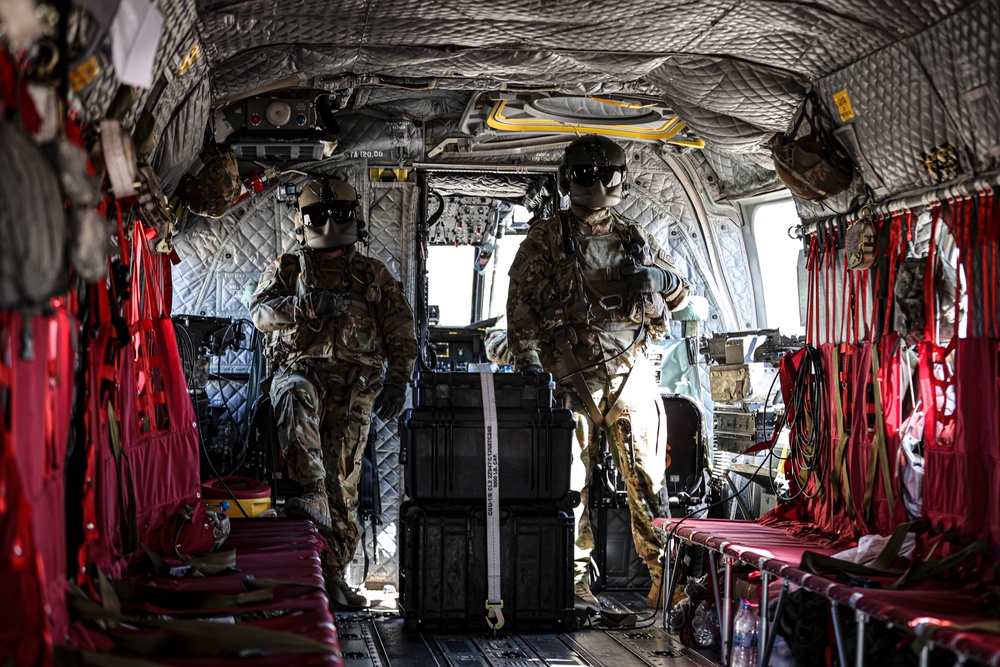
[645,573,665,609]
[284,480,332,530]
[574,580,601,615]
[329,573,368,611]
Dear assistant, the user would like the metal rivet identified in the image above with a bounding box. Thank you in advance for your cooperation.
[86,522,95,531]
[14,545,23,557]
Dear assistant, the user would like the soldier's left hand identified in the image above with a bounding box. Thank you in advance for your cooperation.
[621,265,676,295]
[374,384,406,420]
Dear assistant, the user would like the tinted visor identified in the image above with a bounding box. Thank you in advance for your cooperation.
[301,200,357,227]
[568,164,625,188]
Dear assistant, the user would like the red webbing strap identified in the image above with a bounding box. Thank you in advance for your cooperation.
[0,314,11,429]
[862,345,896,522]
[841,250,850,344]
[825,235,835,344]
[830,347,853,515]
[128,221,171,434]
[0,315,53,665]
[43,317,60,481]
[882,212,904,338]
[860,269,870,343]
[0,48,42,133]
[983,190,998,338]
[807,237,819,345]
[852,260,860,344]
[840,344,854,435]
[918,337,957,448]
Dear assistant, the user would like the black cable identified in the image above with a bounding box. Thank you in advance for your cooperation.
[601,453,774,632]
[554,306,646,385]
[198,420,250,519]
[782,346,826,502]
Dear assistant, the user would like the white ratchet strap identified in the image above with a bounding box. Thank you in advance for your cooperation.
[471,362,504,630]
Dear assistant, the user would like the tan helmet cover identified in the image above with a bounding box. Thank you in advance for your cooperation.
[294,178,364,249]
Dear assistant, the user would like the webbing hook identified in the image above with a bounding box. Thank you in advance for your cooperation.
[486,600,505,631]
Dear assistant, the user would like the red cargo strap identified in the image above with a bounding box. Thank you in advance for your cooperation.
[0,315,53,666]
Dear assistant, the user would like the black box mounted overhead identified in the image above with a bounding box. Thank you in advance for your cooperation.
[212,89,341,162]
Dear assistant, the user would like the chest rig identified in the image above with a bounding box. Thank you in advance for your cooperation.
[548,211,647,328]
[266,249,381,367]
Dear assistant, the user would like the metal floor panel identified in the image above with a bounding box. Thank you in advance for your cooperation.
[336,592,721,667]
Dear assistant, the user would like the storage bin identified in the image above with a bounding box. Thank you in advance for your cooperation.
[401,407,574,503]
[413,371,555,409]
[201,476,272,518]
[398,502,576,632]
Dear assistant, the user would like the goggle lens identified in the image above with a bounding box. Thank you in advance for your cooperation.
[301,201,357,227]
[568,164,625,187]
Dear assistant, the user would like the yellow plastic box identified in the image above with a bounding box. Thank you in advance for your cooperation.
[201,477,273,518]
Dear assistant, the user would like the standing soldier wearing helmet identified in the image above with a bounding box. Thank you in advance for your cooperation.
[506,135,689,614]
[249,178,417,610]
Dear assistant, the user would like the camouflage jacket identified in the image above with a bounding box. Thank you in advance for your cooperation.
[506,209,689,375]
[249,246,417,387]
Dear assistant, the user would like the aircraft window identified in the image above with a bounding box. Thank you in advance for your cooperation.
[480,233,525,323]
[751,199,805,336]
[426,203,532,327]
[426,244,477,326]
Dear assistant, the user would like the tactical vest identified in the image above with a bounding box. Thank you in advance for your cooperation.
[266,250,387,370]
[545,212,653,330]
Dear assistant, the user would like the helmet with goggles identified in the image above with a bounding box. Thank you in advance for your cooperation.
[295,178,365,250]
[560,135,628,209]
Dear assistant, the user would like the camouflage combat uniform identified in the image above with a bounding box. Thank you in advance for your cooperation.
[506,208,689,585]
[250,246,417,571]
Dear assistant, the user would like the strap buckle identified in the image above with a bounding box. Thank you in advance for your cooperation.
[486,600,505,631]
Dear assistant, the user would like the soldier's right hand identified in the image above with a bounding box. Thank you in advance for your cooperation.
[520,364,544,373]
[299,290,339,320]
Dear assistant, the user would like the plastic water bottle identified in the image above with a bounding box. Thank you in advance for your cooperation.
[692,599,719,647]
[731,599,759,667]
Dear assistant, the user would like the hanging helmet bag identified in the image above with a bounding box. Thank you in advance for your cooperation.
[771,92,855,201]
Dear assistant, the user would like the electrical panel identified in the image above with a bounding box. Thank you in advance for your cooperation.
[212,90,340,162]
[426,196,500,247]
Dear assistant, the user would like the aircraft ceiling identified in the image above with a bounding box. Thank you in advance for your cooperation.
[199,0,957,138]
[60,0,997,211]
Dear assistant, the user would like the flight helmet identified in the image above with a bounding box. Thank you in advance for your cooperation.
[560,135,628,209]
[295,178,364,250]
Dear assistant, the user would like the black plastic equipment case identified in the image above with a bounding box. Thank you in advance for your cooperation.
[401,407,574,503]
[398,502,576,632]
[413,370,555,409]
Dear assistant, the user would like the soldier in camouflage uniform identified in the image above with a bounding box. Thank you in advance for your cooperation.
[506,136,689,613]
[250,178,417,610]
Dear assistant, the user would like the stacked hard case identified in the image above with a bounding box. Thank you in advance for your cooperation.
[398,370,577,632]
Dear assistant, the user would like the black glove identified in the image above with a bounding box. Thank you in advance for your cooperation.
[374,384,406,420]
[299,290,338,320]
[621,265,678,295]
[520,364,544,373]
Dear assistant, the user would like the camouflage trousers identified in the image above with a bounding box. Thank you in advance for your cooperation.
[271,361,380,573]
[557,354,668,584]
